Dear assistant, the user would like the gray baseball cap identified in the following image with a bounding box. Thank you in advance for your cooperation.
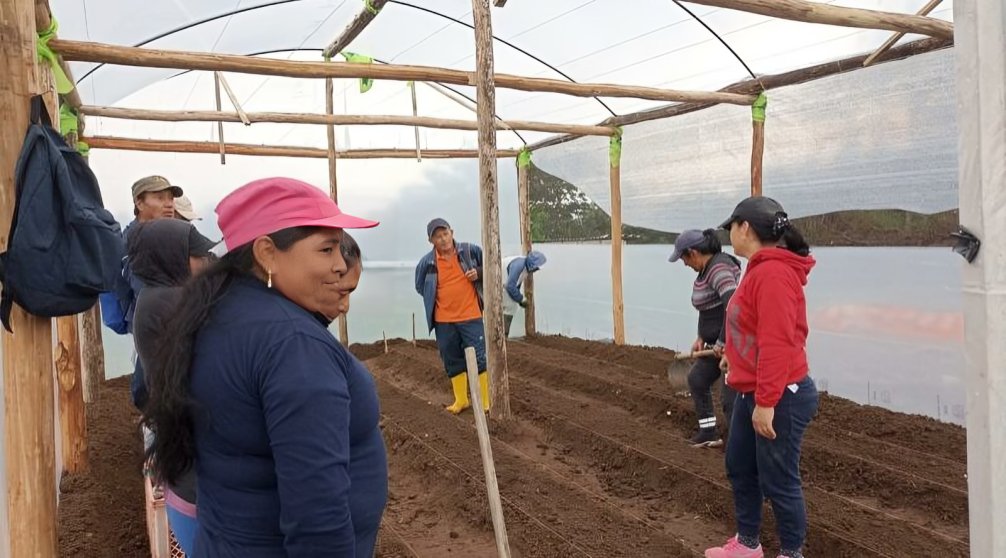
[668,229,706,262]
[132,175,183,200]
[427,217,450,238]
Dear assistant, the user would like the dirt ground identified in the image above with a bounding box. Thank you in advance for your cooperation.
[56,336,969,557]
[58,376,147,558]
[364,335,969,558]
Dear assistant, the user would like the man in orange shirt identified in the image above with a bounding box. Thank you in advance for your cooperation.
[415,218,489,414]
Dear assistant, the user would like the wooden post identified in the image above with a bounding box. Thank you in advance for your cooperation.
[464,347,512,558]
[955,0,1006,554]
[609,134,625,345]
[412,312,416,346]
[1,0,58,554]
[324,75,351,346]
[383,331,388,354]
[214,72,225,164]
[751,92,766,196]
[79,305,104,404]
[55,317,87,473]
[516,152,536,336]
[471,0,510,419]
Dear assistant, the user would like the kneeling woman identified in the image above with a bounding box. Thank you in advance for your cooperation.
[143,178,387,557]
[706,196,818,558]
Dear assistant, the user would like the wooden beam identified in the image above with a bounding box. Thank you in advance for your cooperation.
[609,139,625,346]
[516,157,535,337]
[324,76,350,347]
[527,36,952,151]
[80,304,104,404]
[863,0,943,67]
[679,0,952,39]
[55,317,88,474]
[82,135,521,159]
[751,94,765,196]
[323,0,389,59]
[493,0,508,7]
[410,82,421,162]
[472,0,511,420]
[79,105,618,136]
[51,39,757,105]
[2,1,58,555]
[214,72,250,125]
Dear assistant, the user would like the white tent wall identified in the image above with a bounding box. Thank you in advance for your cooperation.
[955,0,1006,555]
[533,47,958,232]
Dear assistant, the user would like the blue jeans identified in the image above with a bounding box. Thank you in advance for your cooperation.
[727,376,818,551]
[434,319,487,377]
[166,505,197,556]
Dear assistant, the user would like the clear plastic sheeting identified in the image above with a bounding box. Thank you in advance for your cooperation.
[52,0,954,147]
[535,48,958,231]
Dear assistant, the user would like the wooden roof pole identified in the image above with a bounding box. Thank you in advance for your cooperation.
[78,105,618,136]
[679,0,952,39]
[82,136,521,159]
[51,39,757,106]
[323,0,390,59]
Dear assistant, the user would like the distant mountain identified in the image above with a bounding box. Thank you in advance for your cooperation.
[529,165,956,247]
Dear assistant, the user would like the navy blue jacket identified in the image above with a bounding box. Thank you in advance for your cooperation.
[414,242,484,331]
[190,277,387,557]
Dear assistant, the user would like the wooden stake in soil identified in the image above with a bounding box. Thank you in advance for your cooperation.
[516,151,536,336]
[412,312,417,346]
[609,134,625,345]
[383,331,388,354]
[464,347,512,558]
[471,0,511,418]
[55,317,88,473]
[2,0,58,553]
[751,93,766,197]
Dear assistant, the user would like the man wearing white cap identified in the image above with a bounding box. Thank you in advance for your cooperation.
[174,195,201,222]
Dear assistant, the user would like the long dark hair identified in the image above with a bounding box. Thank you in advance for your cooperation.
[340,232,361,269]
[746,212,811,257]
[142,226,322,485]
[690,229,722,256]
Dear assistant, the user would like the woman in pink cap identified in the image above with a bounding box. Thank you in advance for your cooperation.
[142,177,386,557]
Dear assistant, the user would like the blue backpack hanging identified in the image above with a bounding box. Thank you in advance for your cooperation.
[0,96,125,332]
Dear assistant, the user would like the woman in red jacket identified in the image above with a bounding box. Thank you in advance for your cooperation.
[705,196,818,558]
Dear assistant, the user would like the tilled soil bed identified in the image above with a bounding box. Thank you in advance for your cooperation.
[358,336,969,557]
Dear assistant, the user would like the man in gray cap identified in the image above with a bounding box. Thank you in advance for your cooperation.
[415,218,489,415]
[132,175,183,223]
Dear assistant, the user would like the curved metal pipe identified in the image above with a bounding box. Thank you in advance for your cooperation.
[670,1,759,84]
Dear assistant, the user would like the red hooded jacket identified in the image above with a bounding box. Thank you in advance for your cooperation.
[724,247,815,407]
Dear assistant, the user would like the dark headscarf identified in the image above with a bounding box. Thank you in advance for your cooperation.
[128,219,217,288]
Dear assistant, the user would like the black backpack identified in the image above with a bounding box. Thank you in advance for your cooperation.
[0,96,125,332]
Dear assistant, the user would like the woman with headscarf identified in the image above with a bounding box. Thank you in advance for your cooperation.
[704,196,818,558]
[128,218,217,555]
[142,177,387,557]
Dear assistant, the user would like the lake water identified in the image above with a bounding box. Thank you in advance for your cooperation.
[101,244,967,425]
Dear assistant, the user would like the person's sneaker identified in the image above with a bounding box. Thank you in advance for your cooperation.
[690,428,724,448]
[705,536,764,558]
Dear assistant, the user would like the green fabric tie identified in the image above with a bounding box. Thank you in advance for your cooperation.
[36,17,74,95]
[609,128,623,168]
[517,148,532,169]
[752,92,768,123]
[76,141,89,157]
[341,52,374,93]
[59,103,78,137]
[364,0,382,15]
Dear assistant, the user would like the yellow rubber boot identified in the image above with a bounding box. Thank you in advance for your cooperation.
[478,371,491,412]
[445,374,470,414]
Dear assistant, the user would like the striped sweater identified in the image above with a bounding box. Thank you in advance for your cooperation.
[692,252,742,345]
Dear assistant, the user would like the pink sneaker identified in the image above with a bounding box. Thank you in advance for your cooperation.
[704,536,764,558]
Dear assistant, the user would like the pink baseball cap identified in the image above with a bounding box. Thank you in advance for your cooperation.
[216,177,378,250]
